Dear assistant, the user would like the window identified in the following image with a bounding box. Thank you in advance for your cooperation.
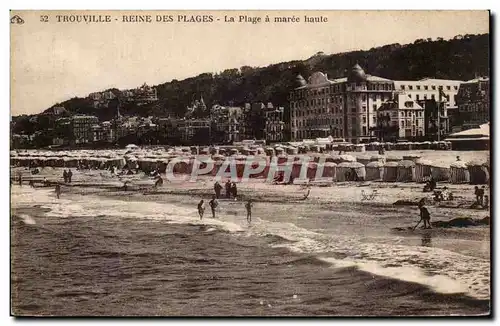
[408,94,412,98]
[454,86,458,90]
[424,85,428,90]
[362,126,367,135]
[446,86,451,90]
[373,104,377,110]
[431,94,435,100]
[409,85,413,90]
[363,116,366,123]
[432,86,436,90]
[362,95,367,102]
[424,95,427,100]
[351,117,356,125]
[362,105,367,111]
[416,85,421,90]
[416,94,420,101]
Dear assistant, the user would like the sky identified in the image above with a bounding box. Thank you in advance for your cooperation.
[10,10,489,116]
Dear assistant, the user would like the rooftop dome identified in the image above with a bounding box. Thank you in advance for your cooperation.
[295,74,307,87]
[347,63,367,82]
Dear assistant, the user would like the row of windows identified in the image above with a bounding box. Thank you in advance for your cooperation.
[294,107,343,116]
[400,85,458,91]
[399,111,424,118]
[291,96,343,108]
[294,117,344,128]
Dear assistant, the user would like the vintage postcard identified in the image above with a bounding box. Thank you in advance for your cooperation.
[10,10,490,317]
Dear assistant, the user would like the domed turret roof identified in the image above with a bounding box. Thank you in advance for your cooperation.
[348,63,367,82]
[295,74,307,87]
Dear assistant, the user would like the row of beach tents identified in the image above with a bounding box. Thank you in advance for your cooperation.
[10,149,489,185]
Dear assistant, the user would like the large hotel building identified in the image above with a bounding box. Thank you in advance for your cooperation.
[289,64,463,143]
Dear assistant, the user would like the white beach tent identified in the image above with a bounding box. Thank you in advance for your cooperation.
[125,144,139,150]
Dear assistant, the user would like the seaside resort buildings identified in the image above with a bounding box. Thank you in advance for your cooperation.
[288,64,481,143]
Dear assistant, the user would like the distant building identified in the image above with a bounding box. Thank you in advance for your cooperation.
[211,105,242,144]
[375,92,425,141]
[241,102,266,140]
[70,115,99,144]
[88,91,116,108]
[177,119,211,144]
[131,83,158,105]
[289,64,395,143]
[456,77,490,130]
[91,121,114,143]
[264,106,285,143]
[393,78,462,109]
[43,106,67,116]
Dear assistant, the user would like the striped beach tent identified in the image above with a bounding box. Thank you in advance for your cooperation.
[449,161,470,184]
[467,161,489,185]
[365,161,384,181]
[382,161,399,182]
[397,160,415,182]
[430,162,451,182]
[414,158,433,183]
[336,162,366,182]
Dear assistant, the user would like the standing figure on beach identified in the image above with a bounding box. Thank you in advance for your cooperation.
[63,169,68,183]
[245,200,253,224]
[416,201,432,229]
[214,181,222,199]
[18,173,22,187]
[479,186,485,206]
[67,169,73,183]
[209,196,218,218]
[197,200,205,220]
[154,175,163,190]
[55,184,61,199]
[474,186,481,205]
[225,180,232,199]
[231,182,238,200]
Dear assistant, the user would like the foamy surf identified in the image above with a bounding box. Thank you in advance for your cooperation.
[10,185,489,300]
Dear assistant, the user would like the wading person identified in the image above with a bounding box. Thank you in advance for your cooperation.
[209,195,218,219]
[245,199,253,224]
[18,173,22,187]
[198,199,205,220]
[415,201,432,230]
[63,169,68,183]
[154,175,163,190]
[55,183,61,199]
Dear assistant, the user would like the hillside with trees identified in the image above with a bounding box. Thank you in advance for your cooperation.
[19,33,489,123]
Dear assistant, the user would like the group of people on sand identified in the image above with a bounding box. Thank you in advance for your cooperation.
[197,197,253,224]
[213,181,238,200]
[62,169,73,183]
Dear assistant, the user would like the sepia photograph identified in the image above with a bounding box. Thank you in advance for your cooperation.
[9,9,491,317]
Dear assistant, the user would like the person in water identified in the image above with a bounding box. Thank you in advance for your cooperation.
[245,200,253,224]
[197,199,205,220]
[55,183,61,199]
[209,196,218,218]
[418,201,432,229]
[63,169,68,183]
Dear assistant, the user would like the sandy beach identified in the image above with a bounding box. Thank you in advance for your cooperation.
[10,159,490,316]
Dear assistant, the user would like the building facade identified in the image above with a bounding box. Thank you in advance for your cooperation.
[456,77,490,130]
[177,119,211,145]
[264,106,285,143]
[211,105,242,144]
[69,115,99,144]
[289,64,395,143]
[375,93,425,141]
